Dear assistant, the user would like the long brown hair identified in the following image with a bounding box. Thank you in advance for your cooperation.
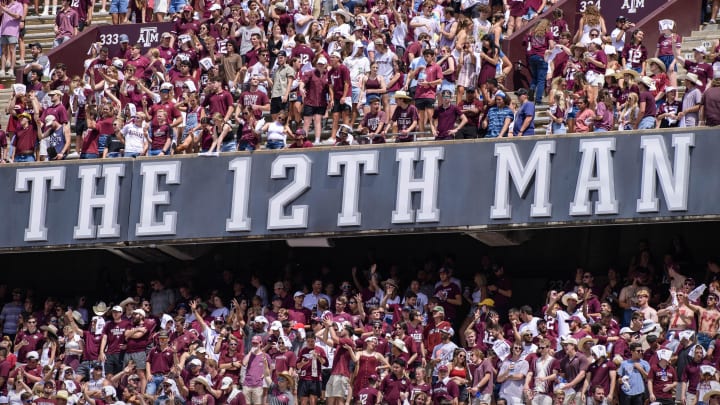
[583,4,601,26]
[532,19,551,37]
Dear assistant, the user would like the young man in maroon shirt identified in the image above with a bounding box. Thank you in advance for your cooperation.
[146,331,173,395]
[299,56,330,145]
[204,76,235,122]
[323,319,356,405]
[124,308,156,392]
[328,52,351,145]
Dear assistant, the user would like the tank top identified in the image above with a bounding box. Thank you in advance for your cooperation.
[218,122,235,143]
[365,75,382,94]
[266,121,286,142]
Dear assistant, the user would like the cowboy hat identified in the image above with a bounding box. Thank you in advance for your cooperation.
[619,69,640,80]
[394,90,412,100]
[93,301,108,316]
[681,72,703,86]
[639,76,656,90]
[646,57,666,73]
[391,338,409,353]
[561,292,582,307]
[41,324,59,336]
[118,297,139,308]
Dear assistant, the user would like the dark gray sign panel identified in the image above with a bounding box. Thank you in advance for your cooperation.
[2,129,716,251]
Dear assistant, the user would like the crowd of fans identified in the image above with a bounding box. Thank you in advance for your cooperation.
[0,239,720,405]
[0,0,720,161]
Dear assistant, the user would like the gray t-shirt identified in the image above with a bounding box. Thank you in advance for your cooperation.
[271,64,296,99]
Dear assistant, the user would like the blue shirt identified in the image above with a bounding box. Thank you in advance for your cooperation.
[513,101,536,136]
[619,359,650,396]
[485,106,513,138]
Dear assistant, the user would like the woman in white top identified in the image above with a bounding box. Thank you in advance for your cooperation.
[120,112,149,157]
[344,43,370,125]
[261,110,293,149]
[574,4,606,46]
[40,325,59,368]
[62,325,84,370]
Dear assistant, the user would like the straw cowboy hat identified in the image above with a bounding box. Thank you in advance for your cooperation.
[92,301,108,316]
[619,69,640,80]
[646,57,666,73]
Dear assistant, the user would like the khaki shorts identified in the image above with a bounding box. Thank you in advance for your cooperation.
[325,374,350,399]
[472,393,493,405]
[243,386,264,405]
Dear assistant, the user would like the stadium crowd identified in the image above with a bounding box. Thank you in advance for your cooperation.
[1,246,720,405]
[1,0,720,161]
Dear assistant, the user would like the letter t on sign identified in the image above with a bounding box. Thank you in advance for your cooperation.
[15,167,66,242]
[391,147,444,224]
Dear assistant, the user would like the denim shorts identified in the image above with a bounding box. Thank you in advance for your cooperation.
[148,149,165,156]
[351,86,361,104]
[266,140,285,149]
[221,141,237,152]
[109,0,129,13]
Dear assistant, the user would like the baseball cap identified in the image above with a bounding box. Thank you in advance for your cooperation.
[112,305,123,312]
[182,4,193,11]
[132,308,146,317]
[254,316,268,324]
[160,82,174,91]
[317,56,328,65]
[189,359,202,367]
[278,50,287,57]
[373,38,383,45]
[616,15,626,21]
[516,88,529,96]
[330,51,342,59]
[208,3,222,10]
[162,32,173,39]
[220,377,233,389]
[294,291,305,297]
[270,321,282,331]
[119,34,129,43]
[438,365,449,372]
[44,114,56,126]
[432,306,445,313]
[27,351,39,360]
[694,46,708,54]
[619,327,634,335]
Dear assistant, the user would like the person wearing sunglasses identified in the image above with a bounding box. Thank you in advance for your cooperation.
[525,338,560,405]
[497,343,530,405]
[617,342,649,405]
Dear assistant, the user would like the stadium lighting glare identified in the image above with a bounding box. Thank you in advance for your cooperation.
[285,238,334,248]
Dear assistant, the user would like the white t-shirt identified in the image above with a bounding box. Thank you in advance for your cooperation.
[344,56,370,87]
[121,122,146,154]
[374,49,397,84]
[611,27,626,53]
[410,15,438,40]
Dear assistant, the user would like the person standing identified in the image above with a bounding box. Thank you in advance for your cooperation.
[431,90,467,141]
[299,56,330,145]
[0,0,23,78]
[269,51,295,121]
[53,0,78,48]
[700,75,720,126]
[525,19,555,104]
[635,76,657,129]
[617,343,650,405]
[512,88,535,136]
[678,73,703,128]
[413,49,442,133]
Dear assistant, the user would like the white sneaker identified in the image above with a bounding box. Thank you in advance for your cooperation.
[0,71,6,79]
[321,138,336,145]
[6,70,12,77]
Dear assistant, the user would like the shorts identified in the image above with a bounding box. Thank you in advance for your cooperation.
[153,0,168,13]
[124,351,147,370]
[325,375,350,398]
[270,96,289,114]
[168,0,185,13]
[585,70,605,87]
[39,137,49,156]
[472,393,493,405]
[351,86,361,103]
[302,105,326,116]
[415,97,435,109]
[297,379,322,398]
[0,35,18,45]
[243,386,263,405]
[440,80,456,94]
[386,91,397,105]
[331,101,350,113]
[659,54,677,72]
[109,0,129,14]
[104,352,124,375]
[457,125,478,139]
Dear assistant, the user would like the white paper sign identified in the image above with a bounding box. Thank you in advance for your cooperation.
[13,84,26,95]
[659,19,674,31]
[493,340,511,361]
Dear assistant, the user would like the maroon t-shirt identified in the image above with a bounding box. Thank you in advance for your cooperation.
[15,329,44,362]
[526,31,554,58]
[685,61,713,89]
[239,90,270,120]
[640,91,657,117]
[147,345,174,374]
[329,64,351,100]
[0,359,12,394]
[392,104,419,135]
[649,364,676,399]
[460,99,483,128]
[126,56,151,79]
[302,69,329,108]
[71,0,92,21]
[432,104,463,140]
[330,337,355,377]
[83,331,103,361]
[150,124,172,151]
[361,110,387,133]
[149,102,182,126]
[621,43,647,70]
[297,346,327,381]
[41,103,70,126]
[13,125,37,155]
[290,44,314,67]
[357,387,380,405]
[87,57,111,84]
[379,373,412,404]
[81,128,100,155]
[204,90,234,117]
[586,359,617,396]
[103,319,130,355]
